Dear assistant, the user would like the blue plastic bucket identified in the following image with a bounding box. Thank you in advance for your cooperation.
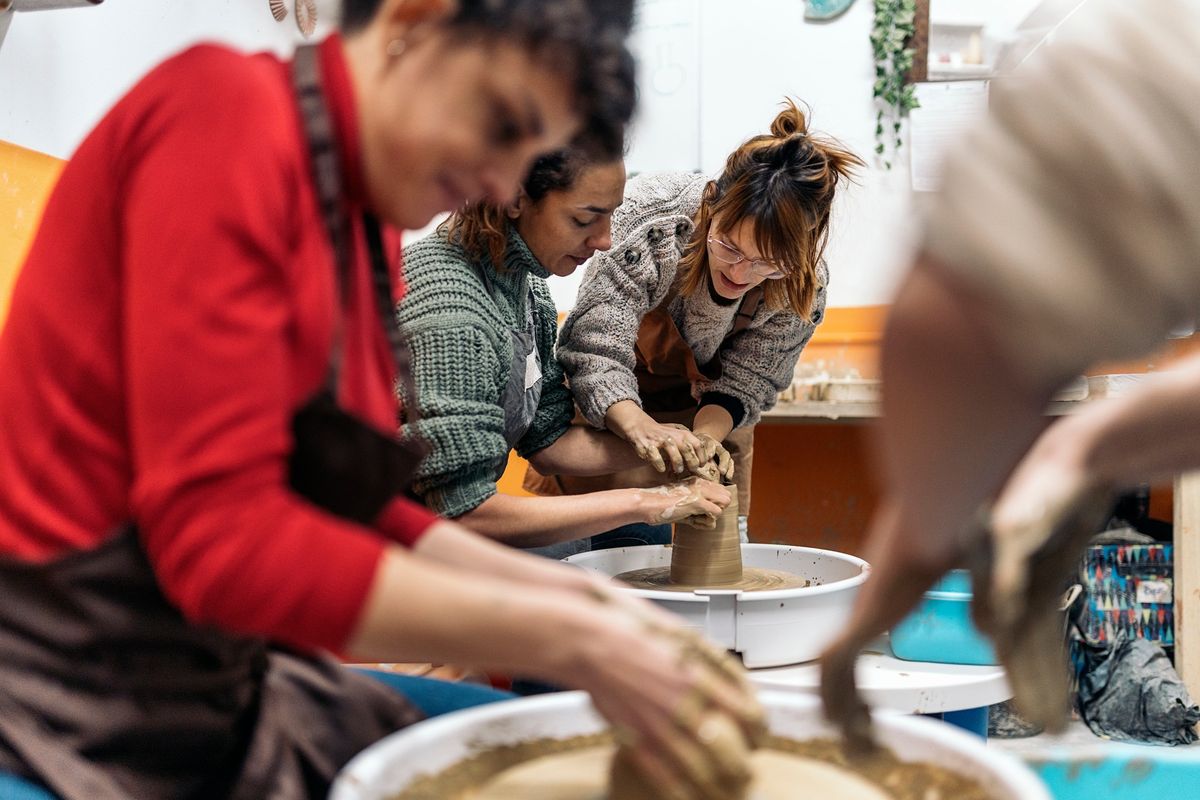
[891,569,999,665]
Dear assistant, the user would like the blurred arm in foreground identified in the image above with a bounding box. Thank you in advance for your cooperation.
[820,0,1200,747]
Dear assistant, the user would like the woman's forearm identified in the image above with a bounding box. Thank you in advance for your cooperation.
[1069,354,1200,488]
[345,541,604,678]
[412,520,597,591]
[692,404,734,442]
[603,399,650,440]
[528,427,645,476]
[454,490,648,547]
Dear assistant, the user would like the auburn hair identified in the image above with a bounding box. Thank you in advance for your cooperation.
[677,100,863,320]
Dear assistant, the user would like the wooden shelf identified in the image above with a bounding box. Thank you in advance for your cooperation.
[762,398,1087,424]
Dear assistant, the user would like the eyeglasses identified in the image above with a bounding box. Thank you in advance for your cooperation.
[706,237,788,280]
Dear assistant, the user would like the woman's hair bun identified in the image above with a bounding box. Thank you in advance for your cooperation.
[769,99,810,139]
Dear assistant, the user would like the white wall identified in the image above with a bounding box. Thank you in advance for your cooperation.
[0,0,339,159]
[695,0,917,308]
[931,0,1043,28]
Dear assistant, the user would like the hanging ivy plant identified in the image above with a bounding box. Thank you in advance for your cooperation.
[871,0,920,169]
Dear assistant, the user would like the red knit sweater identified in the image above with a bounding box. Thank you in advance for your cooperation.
[0,36,437,653]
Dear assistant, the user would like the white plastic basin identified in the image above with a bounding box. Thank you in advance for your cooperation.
[331,691,1050,800]
[565,544,869,667]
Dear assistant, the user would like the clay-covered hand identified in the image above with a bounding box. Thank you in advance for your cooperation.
[969,436,1112,732]
[617,415,706,475]
[693,432,734,483]
[587,611,765,800]
[637,478,731,528]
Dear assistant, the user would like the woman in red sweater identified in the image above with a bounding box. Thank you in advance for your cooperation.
[0,1,762,798]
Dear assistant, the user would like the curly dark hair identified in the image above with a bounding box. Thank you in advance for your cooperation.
[342,0,636,158]
[442,146,601,267]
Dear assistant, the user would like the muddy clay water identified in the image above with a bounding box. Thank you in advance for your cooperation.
[388,732,996,800]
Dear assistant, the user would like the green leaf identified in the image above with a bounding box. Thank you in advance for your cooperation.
[875,142,886,154]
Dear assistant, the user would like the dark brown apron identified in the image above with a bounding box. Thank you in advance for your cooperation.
[0,45,425,800]
[526,281,764,512]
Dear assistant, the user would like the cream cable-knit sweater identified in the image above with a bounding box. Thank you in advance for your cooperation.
[558,171,823,429]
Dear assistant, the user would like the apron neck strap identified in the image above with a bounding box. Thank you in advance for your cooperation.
[730,284,765,336]
[291,44,420,421]
[292,43,347,393]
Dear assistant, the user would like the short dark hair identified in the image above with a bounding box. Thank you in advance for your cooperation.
[342,0,636,158]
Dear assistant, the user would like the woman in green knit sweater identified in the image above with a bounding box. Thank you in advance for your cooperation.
[398,148,731,557]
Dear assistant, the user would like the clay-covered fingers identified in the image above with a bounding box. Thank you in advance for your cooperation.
[683,478,729,521]
[661,437,688,475]
[634,439,669,473]
[585,612,761,800]
[656,660,760,799]
[713,442,734,482]
[819,638,875,755]
[683,512,717,529]
[662,423,705,474]
[694,433,735,483]
[674,635,766,745]
[647,478,730,525]
[974,486,1113,731]
[663,711,754,800]
[616,689,755,800]
[630,423,704,475]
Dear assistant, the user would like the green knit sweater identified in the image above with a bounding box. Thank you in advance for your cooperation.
[397,229,573,518]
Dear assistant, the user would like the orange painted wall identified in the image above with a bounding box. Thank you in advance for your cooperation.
[1,141,64,329]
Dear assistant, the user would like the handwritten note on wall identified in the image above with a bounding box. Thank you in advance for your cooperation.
[909,79,989,192]
[626,0,701,174]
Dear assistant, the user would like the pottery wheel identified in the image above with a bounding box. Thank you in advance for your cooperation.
[467,745,890,800]
[613,566,813,592]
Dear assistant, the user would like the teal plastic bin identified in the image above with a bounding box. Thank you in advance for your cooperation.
[891,569,999,665]
[1027,745,1200,799]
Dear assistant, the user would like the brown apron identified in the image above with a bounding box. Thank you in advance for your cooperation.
[527,282,764,512]
[0,45,425,799]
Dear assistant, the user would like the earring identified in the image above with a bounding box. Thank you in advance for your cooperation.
[386,38,408,58]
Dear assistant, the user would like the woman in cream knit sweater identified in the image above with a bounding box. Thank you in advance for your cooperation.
[547,102,862,535]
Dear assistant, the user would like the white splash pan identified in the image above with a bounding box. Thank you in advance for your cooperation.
[331,691,1050,800]
[564,544,869,668]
